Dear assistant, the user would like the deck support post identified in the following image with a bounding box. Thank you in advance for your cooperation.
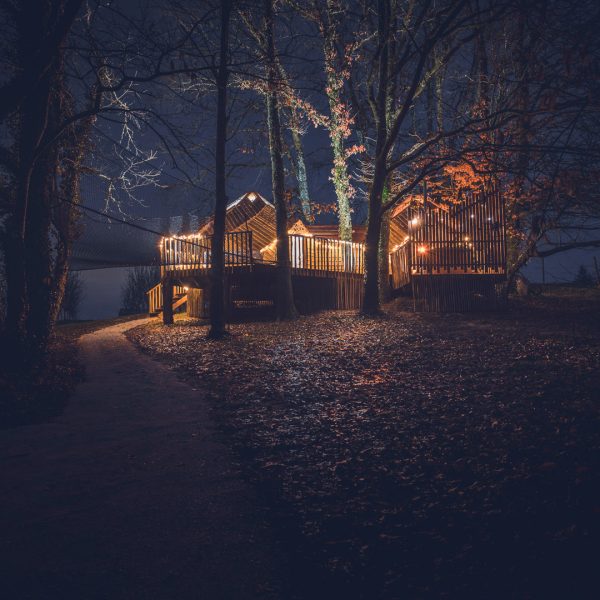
[162,277,174,325]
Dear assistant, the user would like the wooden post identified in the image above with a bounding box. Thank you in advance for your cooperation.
[163,277,174,325]
[541,256,545,285]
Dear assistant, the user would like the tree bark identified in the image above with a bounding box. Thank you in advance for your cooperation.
[321,2,353,241]
[2,0,86,363]
[49,110,92,325]
[378,209,391,303]
[363,165,386,314]
[23,149,56,356]
[289,113,311,220]
[362,0,389,315]
[265,0,297,320]
[323,41,352,239]
[3,36,55,360]
[208,0,231,339]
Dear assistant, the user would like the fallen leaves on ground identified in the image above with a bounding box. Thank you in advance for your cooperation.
[128,291,600,598]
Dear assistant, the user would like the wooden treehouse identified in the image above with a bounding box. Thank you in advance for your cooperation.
[148,192,366,322]
[387,186,507,311]
[148,187,506,321]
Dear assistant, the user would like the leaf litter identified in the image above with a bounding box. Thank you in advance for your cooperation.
[128,292,600,598]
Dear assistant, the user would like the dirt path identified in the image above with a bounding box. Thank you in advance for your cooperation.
[0,319,289,600]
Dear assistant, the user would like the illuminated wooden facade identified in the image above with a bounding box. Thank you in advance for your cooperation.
[156,192,366,320]
[388,186,507,311]
[152,187,507,320]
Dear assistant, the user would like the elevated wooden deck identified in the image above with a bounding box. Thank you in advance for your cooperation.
[160,231,365,278]
[156,230,366,317]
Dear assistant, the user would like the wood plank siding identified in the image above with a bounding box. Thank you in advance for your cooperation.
[152,187,507,318]
[388,186,508,311]
[407,186,506,277]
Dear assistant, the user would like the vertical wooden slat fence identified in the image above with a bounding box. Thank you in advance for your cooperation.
[160,231,254,275]
[399,185,507,311]
[285,235,364,275]
[408,186,506,276]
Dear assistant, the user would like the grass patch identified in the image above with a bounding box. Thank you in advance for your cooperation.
[1,314,146,429]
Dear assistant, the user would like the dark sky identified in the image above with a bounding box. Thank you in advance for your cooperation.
[73,0,599,319]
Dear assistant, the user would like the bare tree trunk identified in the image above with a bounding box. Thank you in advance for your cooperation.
[362,0,389,315]
[50,111,92,324]
[265,0,297,320]
[208,0,231,339]
[3,53,54,361]
[378,208,391,303]
[330,126,353,241]
[363,167,386,314]
[2,0,83,363]
[243,12,312,222]
[503,5,532,285]
[322,4,353,241]
[289,113,311,220]
[24,149,56,356]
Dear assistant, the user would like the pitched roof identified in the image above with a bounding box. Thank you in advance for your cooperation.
[197,191,273,235]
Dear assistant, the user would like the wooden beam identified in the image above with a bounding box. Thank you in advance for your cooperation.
[162,278,174,325]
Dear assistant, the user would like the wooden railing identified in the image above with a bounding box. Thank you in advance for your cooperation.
[287,235,365,274]
[147,283,186,314]
[160,230,365,276]
[260,235,364,274]
[161,231,253,273]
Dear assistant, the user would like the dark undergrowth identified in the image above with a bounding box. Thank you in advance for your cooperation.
[0,337,82,429]
[128,290,600,599]
[0,314,144,429]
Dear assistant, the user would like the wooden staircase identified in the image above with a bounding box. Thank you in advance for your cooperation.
[147,283,187,316]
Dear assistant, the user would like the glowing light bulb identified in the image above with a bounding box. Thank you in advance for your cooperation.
[417,245,428,254]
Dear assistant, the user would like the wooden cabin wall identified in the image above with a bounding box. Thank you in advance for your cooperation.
[408,187,506,275]
[390,243,410,289]
[187,288,207,318]
[292,273,363,312]
[412,275,505,312]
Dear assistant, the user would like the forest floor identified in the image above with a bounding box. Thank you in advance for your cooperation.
[128,287,600,599]
[1,318,291,599]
